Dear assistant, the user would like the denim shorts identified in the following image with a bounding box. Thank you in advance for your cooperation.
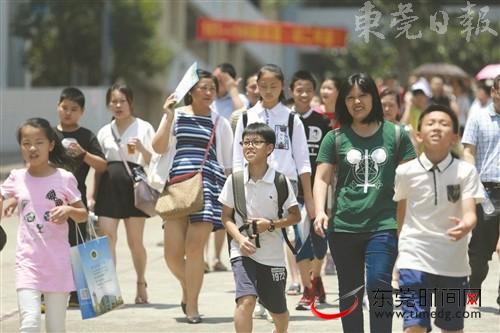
[231,256,288,314]
[294,202,328,262]
[399,269,468,332]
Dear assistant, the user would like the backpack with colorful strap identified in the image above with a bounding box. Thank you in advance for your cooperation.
[229,170,296,255]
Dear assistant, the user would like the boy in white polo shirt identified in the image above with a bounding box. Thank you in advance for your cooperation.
[219,122,301,333]
[393,104,484,333]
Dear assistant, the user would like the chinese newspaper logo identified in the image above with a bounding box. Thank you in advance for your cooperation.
[355,1,498,42]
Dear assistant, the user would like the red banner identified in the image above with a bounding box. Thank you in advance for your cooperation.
[196,17,347,49]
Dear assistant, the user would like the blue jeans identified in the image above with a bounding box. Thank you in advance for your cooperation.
[328,230,398,333]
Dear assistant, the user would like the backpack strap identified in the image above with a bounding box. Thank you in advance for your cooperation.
[242,111,248,128]
[333,128,342,175]
[394,124,401,165]
[229,170,260,249]
[232,170,247,222]
[288,113,294,142]
[274,171,297,255]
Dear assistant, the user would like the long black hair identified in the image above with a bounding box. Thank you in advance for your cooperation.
[257,64,287,104]
[184,69,219,105]
[17,118,74,170]
[335,73,384,126]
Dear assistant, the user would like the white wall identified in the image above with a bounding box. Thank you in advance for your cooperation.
[0,87,108,154]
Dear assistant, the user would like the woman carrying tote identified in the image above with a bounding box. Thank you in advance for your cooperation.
[94,84,155,305]
[152,69,233,324]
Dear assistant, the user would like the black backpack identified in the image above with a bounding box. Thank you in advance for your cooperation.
[229,170,296,255]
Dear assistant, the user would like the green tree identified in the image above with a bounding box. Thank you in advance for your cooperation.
[12,0,170,86]
[111,0,169,82]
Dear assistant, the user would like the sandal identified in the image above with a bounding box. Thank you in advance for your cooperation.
[186,315,202,324]
[181,302,187,314]
[212,259,228,272]
[135,281,149,304]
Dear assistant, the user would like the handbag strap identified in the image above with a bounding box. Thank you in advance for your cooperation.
[110,126,135,181]
[198,117,219,171]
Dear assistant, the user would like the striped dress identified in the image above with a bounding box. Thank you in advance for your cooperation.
[169,112,226,229]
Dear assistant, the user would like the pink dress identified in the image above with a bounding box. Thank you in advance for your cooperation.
[0,168,81,292]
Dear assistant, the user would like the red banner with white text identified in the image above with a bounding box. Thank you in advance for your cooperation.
[196,17,347,49]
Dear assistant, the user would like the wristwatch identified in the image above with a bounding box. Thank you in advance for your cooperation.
[267,219,275,232]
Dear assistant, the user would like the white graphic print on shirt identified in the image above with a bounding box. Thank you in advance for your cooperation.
[308,126,323,143]
[346,147,388,193]
[275,125,290,150]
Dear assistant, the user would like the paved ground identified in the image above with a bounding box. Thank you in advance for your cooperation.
[1,213,499,333]
[0,160,499,332]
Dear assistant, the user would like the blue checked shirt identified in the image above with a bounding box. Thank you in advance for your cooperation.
[462,103,500,182]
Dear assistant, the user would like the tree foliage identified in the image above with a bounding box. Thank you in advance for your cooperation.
[12,0,170,86]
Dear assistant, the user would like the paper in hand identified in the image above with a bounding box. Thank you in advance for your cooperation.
[173,62,199,103]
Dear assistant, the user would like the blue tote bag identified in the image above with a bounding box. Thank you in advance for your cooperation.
[70,221,123,319]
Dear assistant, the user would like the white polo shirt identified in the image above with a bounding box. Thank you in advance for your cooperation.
[394,153,484,277]
[218,166,298,267]
[232,101,311,181]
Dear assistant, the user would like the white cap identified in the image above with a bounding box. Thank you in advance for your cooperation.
[411,78,431,98]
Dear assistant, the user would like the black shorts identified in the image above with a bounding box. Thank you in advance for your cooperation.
[94,161,148,218]
[230,256,288,314]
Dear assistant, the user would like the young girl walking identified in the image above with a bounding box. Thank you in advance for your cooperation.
[0,118,88,332]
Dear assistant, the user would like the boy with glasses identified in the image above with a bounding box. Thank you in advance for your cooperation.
[219,123,301,333]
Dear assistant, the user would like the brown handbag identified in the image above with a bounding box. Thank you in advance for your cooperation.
[155,118,219,220]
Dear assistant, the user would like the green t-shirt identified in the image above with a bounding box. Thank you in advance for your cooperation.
[316,121,416,233]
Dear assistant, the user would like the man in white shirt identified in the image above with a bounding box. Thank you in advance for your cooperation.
[462,75,500,310]
[212,63,246,120]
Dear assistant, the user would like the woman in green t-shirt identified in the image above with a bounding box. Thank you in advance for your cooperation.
[313,73,416,333]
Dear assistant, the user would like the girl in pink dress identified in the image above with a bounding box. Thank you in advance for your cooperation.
[0,118,87,333]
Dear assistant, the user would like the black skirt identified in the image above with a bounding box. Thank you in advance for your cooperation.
[95,161,148,218]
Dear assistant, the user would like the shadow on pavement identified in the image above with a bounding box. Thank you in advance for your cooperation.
[477,306,499,314]
[118,303,179,310]
[174,316,234,324]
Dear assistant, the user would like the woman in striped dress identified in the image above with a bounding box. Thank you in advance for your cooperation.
[152,70,233,324]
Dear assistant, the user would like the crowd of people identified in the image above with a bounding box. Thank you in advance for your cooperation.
[0,62,499,333]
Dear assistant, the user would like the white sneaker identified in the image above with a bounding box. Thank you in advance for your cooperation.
[253,303,266,319]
